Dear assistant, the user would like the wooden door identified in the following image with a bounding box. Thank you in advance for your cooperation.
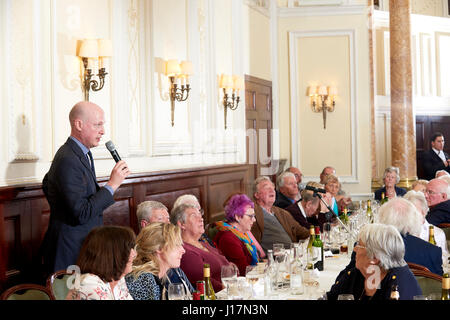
[416,115,450,179]
[244,75,276,192]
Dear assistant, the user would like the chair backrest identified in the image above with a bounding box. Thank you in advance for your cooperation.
[407,262,430,272]
[412,269,442,297]
[0,284,53,300]
[438,223,450,250]
[46,269,75,300]
[205,222,220,242]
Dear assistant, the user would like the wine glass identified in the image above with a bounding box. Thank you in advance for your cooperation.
[221,264,238,288]
[168,283,186,300]
[245,265,261,298]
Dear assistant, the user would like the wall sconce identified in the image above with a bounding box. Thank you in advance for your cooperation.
[78,39,112,101]
[165,59,193,126]
[308,85,337,129]
[219,74,244,129]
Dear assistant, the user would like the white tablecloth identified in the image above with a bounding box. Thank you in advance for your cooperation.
[217,253,351,300]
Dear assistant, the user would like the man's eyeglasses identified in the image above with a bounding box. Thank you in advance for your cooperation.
[425,189,442,196]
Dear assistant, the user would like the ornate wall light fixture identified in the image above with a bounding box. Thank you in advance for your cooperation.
[78,39,112,101]
[219,74,244,129]
[308,85,337,129]
[165,59,193,126]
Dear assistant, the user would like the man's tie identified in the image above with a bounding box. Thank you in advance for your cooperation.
[87,150,96,177]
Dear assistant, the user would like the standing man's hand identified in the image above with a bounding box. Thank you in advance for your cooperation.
[107,160,130,191]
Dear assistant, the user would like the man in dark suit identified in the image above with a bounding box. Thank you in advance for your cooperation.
[422,132,450,180]
[274,171,299,209]
[41,101,130,273]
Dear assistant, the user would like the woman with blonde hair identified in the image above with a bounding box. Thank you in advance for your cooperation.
[125,222,188,300]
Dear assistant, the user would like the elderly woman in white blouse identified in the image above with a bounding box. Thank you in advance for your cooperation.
[403,190,448,257]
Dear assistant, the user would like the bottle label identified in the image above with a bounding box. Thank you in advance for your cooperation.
[313,247,322,262]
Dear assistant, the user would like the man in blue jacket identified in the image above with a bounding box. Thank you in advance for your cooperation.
[41,101,130,273]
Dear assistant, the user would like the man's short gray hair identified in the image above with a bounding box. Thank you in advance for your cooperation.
[378,197,422,237]
[358,223,406,270]
[136,201,168,225]
[276,171,296,191]
[253,176,273,196]
[170,203,198,225]
[403,190,429,216]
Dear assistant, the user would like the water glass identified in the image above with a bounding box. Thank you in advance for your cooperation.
[168,283,186,300]
[337,294,354,300]
[221,264,238,288]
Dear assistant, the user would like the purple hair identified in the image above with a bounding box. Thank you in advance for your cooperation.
[224,194,254,222]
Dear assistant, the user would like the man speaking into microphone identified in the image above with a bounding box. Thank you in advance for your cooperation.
[40,101,130,274]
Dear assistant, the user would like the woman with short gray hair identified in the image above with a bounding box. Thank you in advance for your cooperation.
[326,223,422,300]
[374,166,407,201]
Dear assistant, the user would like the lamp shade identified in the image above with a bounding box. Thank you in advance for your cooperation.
[307,86,317,96]
[79,39,99,58]
[166,59,181,76]
[233,76,245,90]
[180,60,193,75]
[98,39,113,57]
[318,85,328,96]
[220,74,233,89]
[329,86,338,96]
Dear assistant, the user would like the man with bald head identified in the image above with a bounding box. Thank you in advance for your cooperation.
[425,178,450,225]
[41,101,130,273]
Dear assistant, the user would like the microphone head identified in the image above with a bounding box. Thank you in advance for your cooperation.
[105,140,116,152]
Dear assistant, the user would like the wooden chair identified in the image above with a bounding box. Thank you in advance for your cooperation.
[411,269,442,297]
[46,269,76,300]
[0,283,53,300]
[438,223,450,250]
[407,262,430,272]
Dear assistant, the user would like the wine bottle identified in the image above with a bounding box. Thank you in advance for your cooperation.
[366,200,374,223]
[380,192,388,205]
[390,284,400,300]
[442,273,450,300]
[203,263,216,300]
[428,225,437,245]
[313,226,324,271]
[306,225,315,269]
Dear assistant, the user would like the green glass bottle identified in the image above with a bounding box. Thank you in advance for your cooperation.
[366,200,373,223]
[428,225,437,245]
[442,273,450,300]
[203,263,216,300]
[312,226,324,271]
[306,225,315,269]
[380,192,388,205]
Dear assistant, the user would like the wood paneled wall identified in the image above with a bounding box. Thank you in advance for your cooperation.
[0,164,251,291]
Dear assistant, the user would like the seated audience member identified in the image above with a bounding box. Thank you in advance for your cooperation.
[135,200,194,295]
[136,200,170,230]
[171,203,231,292]
[404,191,448,257]
[323,175,352,215]
[425,178,450,226]
[374,167,407,201]
[286,166,304,197]
[319,166,336,185]
[274,171,299,208]
[251,176,309,253]
[214,194,261,276]
[284,181,330,231]
[327,223,422,300]
[66,226,136,300]
[172,194,216,248]
[436,169,450,178]
[126,223,187,300]
[411,179,428,194]
[378,198,443,275]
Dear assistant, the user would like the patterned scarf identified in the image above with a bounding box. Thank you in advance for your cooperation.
[214,221,259,265]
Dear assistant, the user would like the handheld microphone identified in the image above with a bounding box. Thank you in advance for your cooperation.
[105,140,121,163]
[305,185,326,194]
